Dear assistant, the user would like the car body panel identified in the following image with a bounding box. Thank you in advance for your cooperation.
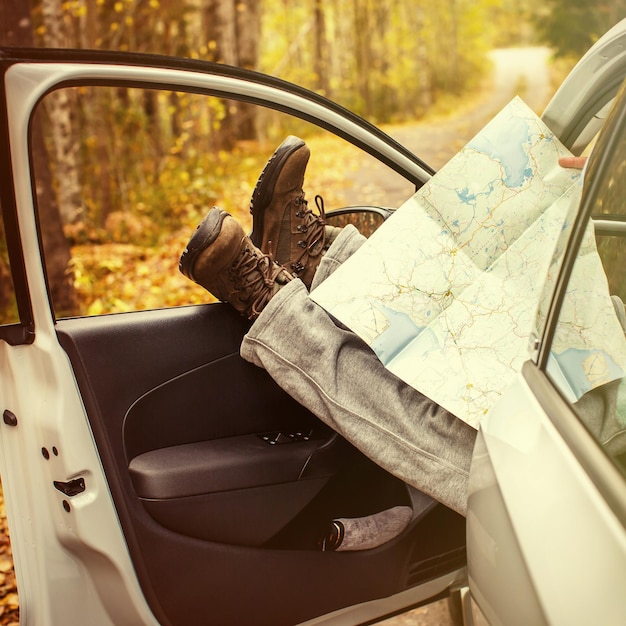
[542,18,626,154]
[0,59,161,626]
[469,369,626,625]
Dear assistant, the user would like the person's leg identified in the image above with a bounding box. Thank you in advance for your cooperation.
[180,137,476,515]
[240,278,476,516]
[310,224,365,289]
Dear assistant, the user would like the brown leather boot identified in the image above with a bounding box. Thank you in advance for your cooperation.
[250,136,326,288]
[179,207,293,319]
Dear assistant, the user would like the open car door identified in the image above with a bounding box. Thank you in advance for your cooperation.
[0,49,467,625]
[466,21,626,626]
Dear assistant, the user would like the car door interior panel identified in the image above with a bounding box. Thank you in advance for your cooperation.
[55,302,466,625]
[0,49,466,624]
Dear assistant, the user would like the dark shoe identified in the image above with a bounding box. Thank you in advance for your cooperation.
[250,136,326,288]
[180,207,292,319]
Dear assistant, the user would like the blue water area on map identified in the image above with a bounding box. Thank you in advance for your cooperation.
[552,347,624,400]
[456,187,476,202]
[370,303,424,366]
[455,179,500,206]
[468,115,540,188]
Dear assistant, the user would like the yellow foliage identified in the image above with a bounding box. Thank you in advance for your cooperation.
[68,135,356,316]
[0,484,19,624]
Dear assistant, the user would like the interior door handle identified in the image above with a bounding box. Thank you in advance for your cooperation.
[53,477,86,497]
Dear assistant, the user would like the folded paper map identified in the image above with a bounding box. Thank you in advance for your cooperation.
[311,97,626,428]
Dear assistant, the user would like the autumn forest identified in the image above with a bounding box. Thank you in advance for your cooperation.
[0,0,623,323]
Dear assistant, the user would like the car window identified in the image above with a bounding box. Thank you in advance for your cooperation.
[0,209,18,325]
[31,85,412,319]
[545,91,626,478]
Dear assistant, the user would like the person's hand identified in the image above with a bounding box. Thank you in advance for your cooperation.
[559,156,588,169]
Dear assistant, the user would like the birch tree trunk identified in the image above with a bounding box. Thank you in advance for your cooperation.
[0,0,77,314]
[235,0,260,139]
[202,0,260,146]
[353,0,373,117]
[314,0,330,97]
[41,0,84,224]
[416,6,432,114]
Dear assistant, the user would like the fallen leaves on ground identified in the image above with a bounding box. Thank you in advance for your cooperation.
[0,487,19,626]
[69,134,357,316]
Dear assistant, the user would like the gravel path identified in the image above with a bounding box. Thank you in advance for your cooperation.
[337,47,553,210]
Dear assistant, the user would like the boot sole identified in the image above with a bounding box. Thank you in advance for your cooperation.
[249,135,305,248]
[179,207,230,282]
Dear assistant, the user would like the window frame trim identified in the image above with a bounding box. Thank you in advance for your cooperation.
[537,84,626,372]
[522,361,626,528]
[532,84,626,526]
[0,48,437,327]
[0,62,35,345]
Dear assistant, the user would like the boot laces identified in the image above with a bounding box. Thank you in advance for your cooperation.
[229,243,286,319]
[293,194,326,267]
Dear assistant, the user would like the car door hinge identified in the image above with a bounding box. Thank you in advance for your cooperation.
[53,477,86,497]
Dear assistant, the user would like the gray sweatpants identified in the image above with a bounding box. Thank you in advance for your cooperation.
[240,225,477,516]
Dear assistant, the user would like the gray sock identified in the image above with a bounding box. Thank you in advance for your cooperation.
[319,505,413,551]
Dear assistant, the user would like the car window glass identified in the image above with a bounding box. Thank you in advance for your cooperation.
[31,85,411,318]
[0,208,18,325]
[545,100,626,478]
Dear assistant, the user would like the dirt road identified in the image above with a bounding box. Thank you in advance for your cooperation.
[337,46,554,210]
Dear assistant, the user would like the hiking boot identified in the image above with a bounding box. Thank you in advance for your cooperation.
[179,207,293,319]
[249,136,326,288]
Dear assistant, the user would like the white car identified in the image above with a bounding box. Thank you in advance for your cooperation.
[0,19,624,626]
